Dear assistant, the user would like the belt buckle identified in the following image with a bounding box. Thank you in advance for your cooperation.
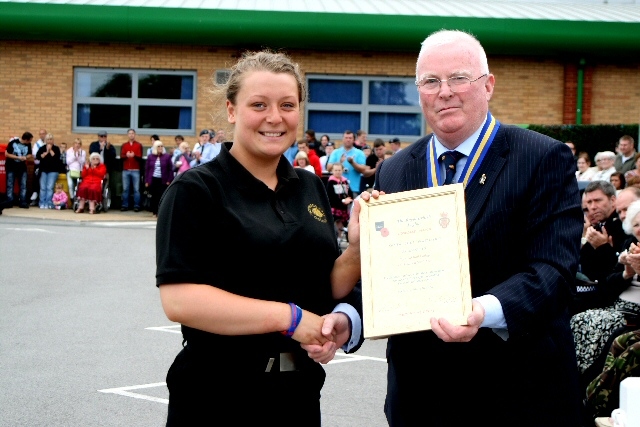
[279,352,296,372]
[264,352,296,372]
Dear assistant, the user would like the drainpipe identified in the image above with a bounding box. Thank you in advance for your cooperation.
[576,58,585,125]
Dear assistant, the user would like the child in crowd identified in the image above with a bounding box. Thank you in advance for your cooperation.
[52,183,68,210]
[325,163,353,241]
[173,141,193,176]
[294,151,315,173]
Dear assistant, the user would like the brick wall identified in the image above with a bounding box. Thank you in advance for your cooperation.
[1,40,638,149]
[591,63,640,124]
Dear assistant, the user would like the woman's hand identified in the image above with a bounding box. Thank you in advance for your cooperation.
[301,313,350,364]
[291,308,331,346]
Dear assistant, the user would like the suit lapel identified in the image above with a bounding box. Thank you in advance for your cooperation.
[464,126,509,229]
[405,135,430,190]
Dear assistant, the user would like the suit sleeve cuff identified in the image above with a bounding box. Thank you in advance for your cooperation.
[475,294,508,330]
[333,303,361,352]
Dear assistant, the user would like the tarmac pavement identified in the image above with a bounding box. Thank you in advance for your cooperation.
[0,207,385,426]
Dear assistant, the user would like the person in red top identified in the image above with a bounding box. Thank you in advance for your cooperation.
[120,128,144,211]
[75,152,107,214]
[293,140,322,177]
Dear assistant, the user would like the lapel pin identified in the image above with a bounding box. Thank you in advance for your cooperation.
[480,174,487,185]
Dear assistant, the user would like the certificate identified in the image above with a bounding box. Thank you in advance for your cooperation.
[358,185,472,339]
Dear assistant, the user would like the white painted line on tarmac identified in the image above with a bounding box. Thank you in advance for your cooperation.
[329,353,386,364]
[92,221,157,227]
[98,382,168,404]
[2,227,55,233]
[98,353,383,405]
[145,325,181,334]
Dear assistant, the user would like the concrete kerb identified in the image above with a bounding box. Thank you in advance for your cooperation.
[0,206,155,222]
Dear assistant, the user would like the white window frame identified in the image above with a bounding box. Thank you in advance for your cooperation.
[305,74,425,142]
[73,67,197,136]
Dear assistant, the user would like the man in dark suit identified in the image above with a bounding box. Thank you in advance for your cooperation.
[374,30,583,427]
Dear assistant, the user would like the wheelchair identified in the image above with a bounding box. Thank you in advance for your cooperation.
[72,174,111,213]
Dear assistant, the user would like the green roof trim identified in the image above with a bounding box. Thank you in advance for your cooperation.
[2,3,640,58]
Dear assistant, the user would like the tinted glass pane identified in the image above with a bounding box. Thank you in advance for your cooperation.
[369,112,422,136]
[77,72,132,98]
[76,104,130,127]
[369,81,419,106]
[308,80,362,104]
[308,111,360,134]
[138,74,194,100]
[138,106,192,130]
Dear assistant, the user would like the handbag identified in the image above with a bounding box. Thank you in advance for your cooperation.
[69,170,81,179]
[142,190,152,211]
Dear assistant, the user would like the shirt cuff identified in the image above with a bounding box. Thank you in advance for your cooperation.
[474,294,508,337]
[333,303,361,352]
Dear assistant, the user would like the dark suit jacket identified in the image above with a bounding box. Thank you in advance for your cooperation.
[375,125,584,427]
[579,211,627,285]
[89,141,118,173]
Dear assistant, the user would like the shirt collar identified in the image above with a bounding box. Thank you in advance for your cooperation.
[216,142,299,194]
[432,115,488,158]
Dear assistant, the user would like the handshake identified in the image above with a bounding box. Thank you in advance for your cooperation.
[291,307,352,364]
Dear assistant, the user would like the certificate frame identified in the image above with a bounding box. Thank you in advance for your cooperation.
[358,185,472,339]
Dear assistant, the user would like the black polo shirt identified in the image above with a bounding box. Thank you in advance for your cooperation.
[156,143,340,354]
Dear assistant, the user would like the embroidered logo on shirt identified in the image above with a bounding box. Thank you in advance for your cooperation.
[308,204,327,223]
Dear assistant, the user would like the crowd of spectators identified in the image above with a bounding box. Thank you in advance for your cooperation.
[569,134,640,419]
[2,127,228,215]
[3,126,401,228]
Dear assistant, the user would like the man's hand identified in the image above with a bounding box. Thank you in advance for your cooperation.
[430,300,485,342]
[291,309,331,347]
[301,312,351,364]
[585,225,611,249]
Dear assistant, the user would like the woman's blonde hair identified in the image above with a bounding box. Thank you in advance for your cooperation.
[151,140,164,156]
[224,51,306,105]
[295,151,309,164]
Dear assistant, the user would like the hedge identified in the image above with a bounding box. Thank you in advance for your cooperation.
[525,124,639,162]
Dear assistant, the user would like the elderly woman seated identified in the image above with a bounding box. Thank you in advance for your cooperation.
[75,152,107,214]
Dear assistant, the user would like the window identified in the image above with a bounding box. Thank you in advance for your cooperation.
[73,68,197,135]
[305,75,423,142]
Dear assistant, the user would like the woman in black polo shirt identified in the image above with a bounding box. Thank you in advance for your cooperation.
[155,51,363,426]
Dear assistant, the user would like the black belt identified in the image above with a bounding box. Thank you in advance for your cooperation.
[264,352,299,372]
[184,343,307,372]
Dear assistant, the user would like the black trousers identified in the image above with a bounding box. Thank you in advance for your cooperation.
[149,177,167,215]
[165,347,325,426]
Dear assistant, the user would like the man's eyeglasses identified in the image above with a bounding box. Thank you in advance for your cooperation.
[415,74,488,94]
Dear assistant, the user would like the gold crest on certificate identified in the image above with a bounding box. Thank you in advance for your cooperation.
[358,185,472,339]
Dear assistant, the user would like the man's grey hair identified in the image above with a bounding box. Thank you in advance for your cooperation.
[584,180,617,198]
[416,30,489,79]
[620,185,640,200]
